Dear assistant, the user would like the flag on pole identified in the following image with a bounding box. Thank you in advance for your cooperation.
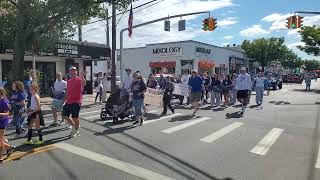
[128,4,133,37]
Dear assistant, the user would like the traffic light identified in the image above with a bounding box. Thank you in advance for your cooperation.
[208,18,218,31]
[286,16,292,29]
[202,18,209,31]
[291,16,297,29]
[297,15,304,28]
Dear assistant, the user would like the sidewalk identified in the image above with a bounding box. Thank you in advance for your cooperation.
[41,94,102,114]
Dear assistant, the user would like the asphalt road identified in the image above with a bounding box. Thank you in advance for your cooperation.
[0,80,320,180]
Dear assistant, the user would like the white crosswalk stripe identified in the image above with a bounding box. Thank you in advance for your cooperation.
[315,144,320,168]
[250,128,284,156]
[55,142,175,180]
[162,117,211,134]
[144,113,182,125]
[200,122,243,143]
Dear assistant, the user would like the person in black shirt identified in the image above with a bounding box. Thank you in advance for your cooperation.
[130,72,147,125]
[201,72,210,104]
[160,76,175,116]
[210,73,221,107]
[222,75,233,107]
[147,75,158,89]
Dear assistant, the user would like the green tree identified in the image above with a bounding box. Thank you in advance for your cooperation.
[304,59,320,70]
[1,0,106,81]
[298,26,320,56]
[242,37,290,69]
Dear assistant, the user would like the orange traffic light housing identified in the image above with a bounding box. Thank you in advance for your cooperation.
[297,15,304,28]
[202,18,209,31]
[291,16,297,29]
[286,17,292,29]
[208,18,217,31]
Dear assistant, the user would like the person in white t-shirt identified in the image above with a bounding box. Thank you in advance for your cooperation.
[101,73,109,102]
[235,67,252,115]
[254,72,267,107]
[94,72,103,104]
[51,72,67,126]
[180,71,191,105]
[123,68,133,91]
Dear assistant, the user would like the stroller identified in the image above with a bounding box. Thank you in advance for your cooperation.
[100,87,133,124]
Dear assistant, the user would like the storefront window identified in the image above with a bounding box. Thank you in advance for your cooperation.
[181,60,193,74]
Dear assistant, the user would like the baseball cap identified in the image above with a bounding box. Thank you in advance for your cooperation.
[69,66,77,71]
[191,69,198,73]
[240,67,246,71]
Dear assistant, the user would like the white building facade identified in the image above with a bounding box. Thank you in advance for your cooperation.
[115,40,252,79]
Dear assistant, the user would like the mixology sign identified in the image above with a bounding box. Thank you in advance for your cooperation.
[152,46,182,57]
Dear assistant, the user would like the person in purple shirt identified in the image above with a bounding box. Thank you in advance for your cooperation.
[0,87,16,162]
[188,70,204,116]
[11,81,26,137]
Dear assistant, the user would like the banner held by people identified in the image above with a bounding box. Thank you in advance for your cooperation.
[173,83,190,97]
[144,88,164,107]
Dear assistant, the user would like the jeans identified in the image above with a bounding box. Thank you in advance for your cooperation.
[211,91,221,107]
[133,98,144,118]
[230,89,237,105]
[13,113,25,134]
[162,97,174,114]
[255,86,264,105]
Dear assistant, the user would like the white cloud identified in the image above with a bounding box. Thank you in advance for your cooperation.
[221,42,229,46]
[224,35,234,40]
[287,42,305,49]
[240,25,270,37]
[302,15,320,26]
[81,0,236,48]
[218,17,238,26]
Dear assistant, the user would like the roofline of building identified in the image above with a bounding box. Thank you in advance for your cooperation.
[117,40,247,54]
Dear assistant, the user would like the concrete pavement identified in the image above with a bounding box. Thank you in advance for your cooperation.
[0,80,319,180]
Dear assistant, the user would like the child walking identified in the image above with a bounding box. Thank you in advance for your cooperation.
[25,83,44,145]
[0,87,15,162]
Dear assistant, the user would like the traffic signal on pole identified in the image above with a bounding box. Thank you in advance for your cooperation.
[208,18,217,31]
[291,16,297,29]
[297,15,304,28]
[286,16,292,29]
[202,18,209,31]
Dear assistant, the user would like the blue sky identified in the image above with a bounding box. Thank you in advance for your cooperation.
[82,0,320,60]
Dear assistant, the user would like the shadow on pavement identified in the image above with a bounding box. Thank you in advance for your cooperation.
[212,107,227,111]
[269,101,291,105]
[292,89,320,94]
[226,112,242,119]
[249,105,259,109]
[169,114,194,122]
[81,123,233,180]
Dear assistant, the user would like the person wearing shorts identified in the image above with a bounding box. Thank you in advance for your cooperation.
[51,72,67,126]
[0,87,15,162]
[63,66,86,138]
[235,67,252,115]
[188,70,204,116]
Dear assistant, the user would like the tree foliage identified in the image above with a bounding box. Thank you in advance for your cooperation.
[298,26,320,56]
[304,59,320,70]
[242,37,302,69]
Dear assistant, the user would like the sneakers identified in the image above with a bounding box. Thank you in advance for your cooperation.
[192,111,197,117]
[24,140,33,145]
[52,121,59,126]
[70,128,80,138]
[140,118,144,126]
[34,140,44,145]
[133,120,139,125]
[6,145,16,157]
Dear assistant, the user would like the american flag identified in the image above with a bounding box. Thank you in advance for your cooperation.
[128,4,133,38]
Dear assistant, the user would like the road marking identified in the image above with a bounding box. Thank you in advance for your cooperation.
[144,113,182,125]
[200,122,243,143]
[315,144,320,168]
[250,128,284,156]
[162,117,211,134]
[146,110,160,114]
[80,110,101,115]
[55,142,175,180]
[4,145,57,162]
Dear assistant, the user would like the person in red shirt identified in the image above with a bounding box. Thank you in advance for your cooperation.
[62,66,86,138]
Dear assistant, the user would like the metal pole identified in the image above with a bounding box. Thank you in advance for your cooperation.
[119,11,209,81]
[106,8,110,47]
[294,11,320,15]
[32,54,36,83]
[111,0,116,92]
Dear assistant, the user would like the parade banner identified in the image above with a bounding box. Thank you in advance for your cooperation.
[144,88,164,107]
[173,83,190,97]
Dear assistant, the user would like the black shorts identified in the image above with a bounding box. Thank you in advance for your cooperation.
[63,103,81,118]
[27,110,44,126]
[237,90,249,99]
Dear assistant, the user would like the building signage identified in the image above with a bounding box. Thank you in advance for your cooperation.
[152,46,182,57]
[195,47,211,57]
[56,43,79,57]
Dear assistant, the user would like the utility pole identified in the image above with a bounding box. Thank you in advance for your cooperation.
[111,0,116,92]
[105,8,110,47]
